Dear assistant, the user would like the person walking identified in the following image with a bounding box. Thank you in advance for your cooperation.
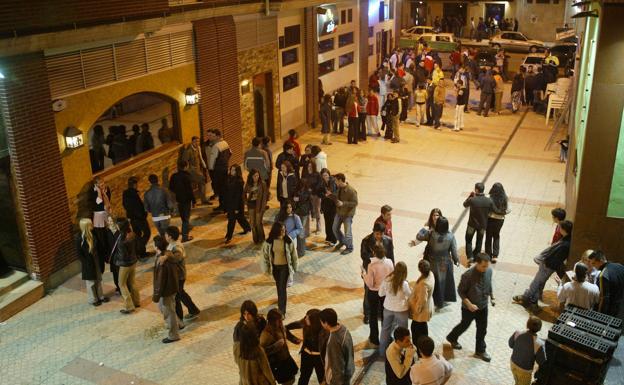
[245,169,269,244]
[110,218,140,314]
[286,309,329,385]
[260,309,299,385]
[207,129,232,212]
[320,169,338,245]
[104,215,121,294]
[169,160,195,242]
[76,218,109,306]
[224,164,252,244]
[432,78,446,129]
[143,174,172,237]
[152,235,181,344]
[362,245,394,345]
[463,182,494,263]
[244,137,271,187]
[416,217,459,309]
[453,79,466,131]
[234,300,268,343]
[320,308,355,385]
[235,323,277,385]
[262,222,298,316]
[180,136,209,204]
[366,89,380,136]
[446,253,495,362]
[379,261,412,354]
[477,70,496,117]
[332,173,358,255]
[587,250,624,317]
[408,259,435,350]
[277,201,304,255]
[277,161,297,209]
[513,220,573,312]
[320,95,333,145]
[485,183,509,263]
[508,316,546,385]
[556,262,600,310]
[385,327,415,385]
[122,176,151,258]
[409,336,453,385]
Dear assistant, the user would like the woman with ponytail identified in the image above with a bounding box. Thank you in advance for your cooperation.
[76,218,109,306]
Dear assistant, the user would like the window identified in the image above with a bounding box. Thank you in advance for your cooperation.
[319,38,335,53]
[348,9,353,23]
[369,44,374,56]
[368,26,374,38]
[284,25,300,47]
[341,10,347,24]
[536,0,550,3]
[379,1,385,22]
[389,0,394,20]
[339,52,354,68]
[338,32,354,47]
[319,59,335,76]
[88,92,178,173]
[283,73,299,91]
[281,48,298,67]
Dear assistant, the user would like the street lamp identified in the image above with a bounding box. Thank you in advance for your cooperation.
[185,87,199,105]
[64,126,84,149]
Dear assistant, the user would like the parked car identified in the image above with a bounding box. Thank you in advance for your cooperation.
[400,32,458,52]
[550,42,577,68]
[520,53,546,72]
[490,31,545,53]
[400,25,436,39]
[474,50,497,70]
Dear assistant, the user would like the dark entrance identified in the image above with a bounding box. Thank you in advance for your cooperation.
[0,156,26,272]
[485,3,506,25]
[443,2,467,35]
[409,1,428,26]
[253,72,275,141]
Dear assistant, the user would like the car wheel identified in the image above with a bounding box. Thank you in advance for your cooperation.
[529,46,538,53]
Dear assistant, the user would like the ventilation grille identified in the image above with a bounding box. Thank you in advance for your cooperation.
[45,30,194,98]
[235,15,277,51]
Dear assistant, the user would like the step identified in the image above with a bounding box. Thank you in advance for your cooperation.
[0,279,44,322]
[0,270,30,297]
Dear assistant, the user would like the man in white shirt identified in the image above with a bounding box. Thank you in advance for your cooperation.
[410,336,452,385]
[556,262,600,310]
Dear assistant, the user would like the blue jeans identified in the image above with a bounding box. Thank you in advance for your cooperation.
[379,309,409,354]
[332,214,353,250]
[523,263,555,304]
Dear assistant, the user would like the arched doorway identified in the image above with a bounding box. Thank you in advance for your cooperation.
[88,92,180,173]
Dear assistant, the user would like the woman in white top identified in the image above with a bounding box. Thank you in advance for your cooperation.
[362,245,394,345]
[378,261,412,354]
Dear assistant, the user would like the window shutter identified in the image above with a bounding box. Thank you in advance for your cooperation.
[170,30,194,66]
[146,34,172,72]
[114,39,147,80]
[46,52,84,97]
[81,46,115,89]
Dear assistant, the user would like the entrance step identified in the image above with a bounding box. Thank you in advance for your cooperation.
[0,275,44,322]
[0,270,30,297]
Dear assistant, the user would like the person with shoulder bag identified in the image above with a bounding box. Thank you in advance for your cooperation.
[262,223,299,317]
[260,309,299,385]
[111,217,141,314]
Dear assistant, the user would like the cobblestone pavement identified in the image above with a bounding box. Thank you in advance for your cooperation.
[1,84,606,385]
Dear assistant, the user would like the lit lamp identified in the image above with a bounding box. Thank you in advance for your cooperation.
[240,79,251,94]
[64,126,84,149]
[185,87,199,105]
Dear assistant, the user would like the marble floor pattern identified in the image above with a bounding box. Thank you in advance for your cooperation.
[2,84,610,385]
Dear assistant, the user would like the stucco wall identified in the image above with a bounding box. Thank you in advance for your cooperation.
[278,9,306,134]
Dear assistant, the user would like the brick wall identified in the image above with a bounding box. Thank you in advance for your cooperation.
[193,16,244,164]
[0,53,76,281]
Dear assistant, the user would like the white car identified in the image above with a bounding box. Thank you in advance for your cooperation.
[400,25,435,39]
[520,53,546,72]
[490,31,544,53]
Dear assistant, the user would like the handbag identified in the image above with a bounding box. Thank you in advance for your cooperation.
[270,354,298,383]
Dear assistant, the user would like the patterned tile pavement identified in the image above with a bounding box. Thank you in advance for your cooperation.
[1,84,618,385]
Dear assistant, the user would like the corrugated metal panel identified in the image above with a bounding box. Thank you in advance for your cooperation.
[258,16,277,46]
[170,30,194,65]
[146,34,172,72]
[45,51,84,97]
[81,46,115,88]
[235,15,277,52]
[114,39,147,80]
[235,18,257,51]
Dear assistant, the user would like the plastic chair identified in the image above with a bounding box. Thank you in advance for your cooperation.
[546,94,567,126]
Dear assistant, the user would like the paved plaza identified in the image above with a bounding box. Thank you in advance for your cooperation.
[0,87,611,385]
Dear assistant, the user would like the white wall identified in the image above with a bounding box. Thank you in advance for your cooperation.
[318,1,360,94]
[367,0,396,76]
[277,9,306,135]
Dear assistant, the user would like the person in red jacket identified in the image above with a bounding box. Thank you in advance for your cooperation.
[347,97,360,144]
[366,89,380,136]
[286,129,302,157]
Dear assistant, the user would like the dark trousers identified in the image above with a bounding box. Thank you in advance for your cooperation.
[447,307,488,353]
[525,87,534,105]
[110,262,120,291]
[383,118,394,139]
[485,218,504,257]
[226,209,251,239]
[272,264,289,315]
[212,169,228,209]
[298,351,324,385]
[130,218,151,257]
[426,99,434,123]
[322,202,337,243]
[175,279,200,319]
[347,117,359,144]
[333,107,345,134]
[464,87,470,112]
[410,320,429,356]
[367,289,384,344]
[177,201,192,240]
[465,225,485,260]
[433,103,443,127]
[478,92,492,116]
[358,113,367,140]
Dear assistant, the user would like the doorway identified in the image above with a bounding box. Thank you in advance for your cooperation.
[0,156,26,272]
[485,3,505,25]
[410,1,428,26]
[253,72,275,141]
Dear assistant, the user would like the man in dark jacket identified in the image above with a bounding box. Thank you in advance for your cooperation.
[207,129,231,213]
[588,250,624,317]
[333,88,347,134]
[513,220,573,311]
[169,160,195,242]
[122,177,151,258]
[477,70,496,117]
[144,174,172,237]
[275,142,300,178]
[463,183,494,262]
[360,222,395,323]
[244,137,271,184]
[152,235,180,343]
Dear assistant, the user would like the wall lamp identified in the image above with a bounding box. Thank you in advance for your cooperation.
[185,87,199,105]
[64,126,84,149]
[571,10,598,18]
[241,79,251,94]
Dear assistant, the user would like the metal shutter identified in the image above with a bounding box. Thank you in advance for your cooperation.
[46,52,84,97]
[81,46,115,89]
[170,30,194,66]
[146,34,172,72]
[114,39,147,80]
